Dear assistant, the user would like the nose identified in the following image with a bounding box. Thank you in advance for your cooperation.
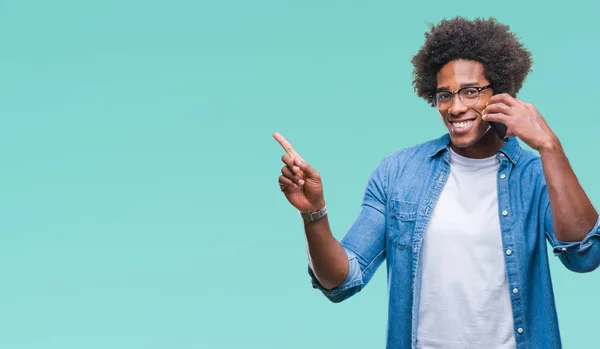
[447,94,468,116]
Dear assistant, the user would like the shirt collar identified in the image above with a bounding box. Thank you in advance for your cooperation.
[428,133,522,164]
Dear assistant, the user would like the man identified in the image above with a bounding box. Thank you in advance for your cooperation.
[274,17,600,348]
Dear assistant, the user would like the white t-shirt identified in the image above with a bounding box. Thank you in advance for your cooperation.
[416,148,516,349]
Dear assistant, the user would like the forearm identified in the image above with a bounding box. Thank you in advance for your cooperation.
[304,214,350,290]
[539,140,598,242]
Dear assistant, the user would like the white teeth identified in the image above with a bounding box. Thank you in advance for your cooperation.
[452,120,473,128]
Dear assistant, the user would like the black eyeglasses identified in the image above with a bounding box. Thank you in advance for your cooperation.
[429,84,492,109]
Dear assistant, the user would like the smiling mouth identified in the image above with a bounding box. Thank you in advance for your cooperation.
[450,119,475,129]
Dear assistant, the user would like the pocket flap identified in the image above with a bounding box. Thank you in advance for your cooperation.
[391,199,418,221]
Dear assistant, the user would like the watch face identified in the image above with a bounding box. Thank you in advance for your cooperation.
[301,207,327,221]
[306,207,327,222]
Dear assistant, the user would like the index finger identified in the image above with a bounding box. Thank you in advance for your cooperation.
[487,93,517,107]
[273,132,304,160]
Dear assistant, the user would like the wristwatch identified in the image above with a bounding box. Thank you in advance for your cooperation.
[300,205,328,222]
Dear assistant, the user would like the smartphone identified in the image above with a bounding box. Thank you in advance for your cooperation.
[489,121,507,140]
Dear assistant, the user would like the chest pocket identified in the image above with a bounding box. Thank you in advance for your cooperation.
[389,199,418,250]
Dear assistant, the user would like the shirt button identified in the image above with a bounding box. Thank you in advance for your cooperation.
[513,288,519,294]
[502,210,508,216]
[561,247,567,251]
[506,249,512,256]
[500,174,506,179]
[518,328,524,334]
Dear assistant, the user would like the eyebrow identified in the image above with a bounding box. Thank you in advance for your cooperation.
[435,82,481,92]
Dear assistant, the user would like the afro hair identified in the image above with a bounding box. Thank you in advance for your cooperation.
[411,17,533,106]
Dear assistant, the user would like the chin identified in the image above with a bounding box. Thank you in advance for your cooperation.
[450,136,479,148]
[448,126,489,148]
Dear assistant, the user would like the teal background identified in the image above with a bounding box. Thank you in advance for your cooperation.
[0,0,598,348]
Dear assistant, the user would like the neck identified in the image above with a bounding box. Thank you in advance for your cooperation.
[450,128,505,159]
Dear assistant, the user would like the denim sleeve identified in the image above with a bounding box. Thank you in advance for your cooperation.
[542,189,600,273]
[308,156,389,303]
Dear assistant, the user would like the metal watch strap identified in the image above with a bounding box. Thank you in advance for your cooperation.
[300,206,327,222]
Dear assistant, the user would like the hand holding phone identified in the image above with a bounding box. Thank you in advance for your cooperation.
[473,107,508,140]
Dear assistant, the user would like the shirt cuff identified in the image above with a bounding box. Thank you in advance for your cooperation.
[308,249,363,297]
[553,216,600,256]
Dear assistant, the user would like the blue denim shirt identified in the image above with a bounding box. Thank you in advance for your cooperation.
[308,134,600,349]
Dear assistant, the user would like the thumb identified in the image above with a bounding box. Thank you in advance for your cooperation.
[294,158,320,180]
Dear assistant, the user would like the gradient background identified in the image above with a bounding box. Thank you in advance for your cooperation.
[1,0,599,348]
